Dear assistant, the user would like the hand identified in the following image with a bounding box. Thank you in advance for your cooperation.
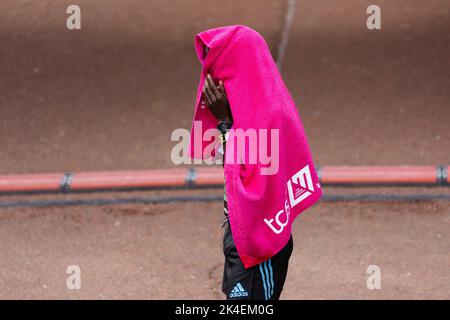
[203,74,233,124]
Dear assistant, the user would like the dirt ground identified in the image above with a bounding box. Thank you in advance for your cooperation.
[0,0,449,299]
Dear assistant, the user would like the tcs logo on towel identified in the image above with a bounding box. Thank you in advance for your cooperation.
[264,164,316,234]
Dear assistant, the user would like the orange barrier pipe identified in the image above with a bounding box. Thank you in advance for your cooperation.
[0,173,63,192]
[319,166,439,184]
[0,165,448,194]
[70,169,187,190]
[195,167,225,185]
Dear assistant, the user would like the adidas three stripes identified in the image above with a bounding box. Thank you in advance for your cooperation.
[221,221,293,300]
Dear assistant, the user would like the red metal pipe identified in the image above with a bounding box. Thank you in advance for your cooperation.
[70,169,187,190]
[0,173,63,192]
[195,167,225,185]
[320,166,438,184]
[0,165,447,194]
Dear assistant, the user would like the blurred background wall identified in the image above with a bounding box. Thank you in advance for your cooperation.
[0,0,448,174]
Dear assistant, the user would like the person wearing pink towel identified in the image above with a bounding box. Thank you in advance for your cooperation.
[189,25,322,300]
[202,70,293,300]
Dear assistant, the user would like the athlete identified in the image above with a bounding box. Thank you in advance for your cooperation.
[201,44,294,300]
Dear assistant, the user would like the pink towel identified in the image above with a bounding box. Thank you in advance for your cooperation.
[188,25,322,268]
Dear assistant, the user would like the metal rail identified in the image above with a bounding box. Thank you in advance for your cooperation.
[0,166,448,194]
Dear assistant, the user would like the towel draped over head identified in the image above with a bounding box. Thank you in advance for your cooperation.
[188,25,322,268]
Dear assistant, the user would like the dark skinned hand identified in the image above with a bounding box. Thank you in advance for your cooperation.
[203,73,233,124]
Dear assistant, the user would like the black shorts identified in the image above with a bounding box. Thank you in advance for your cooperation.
[221,221,294,300]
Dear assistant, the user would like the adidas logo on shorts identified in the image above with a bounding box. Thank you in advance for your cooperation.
[229,282,249,298]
